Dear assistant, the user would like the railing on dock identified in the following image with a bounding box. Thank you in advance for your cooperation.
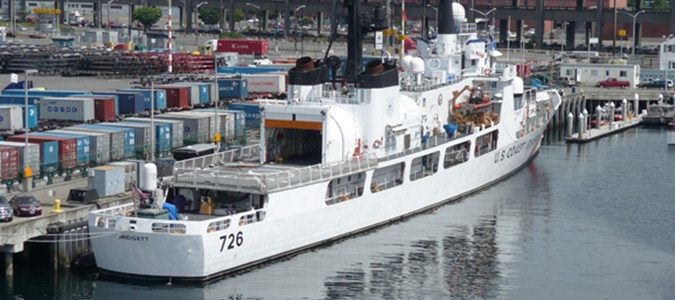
[172,153,379,194]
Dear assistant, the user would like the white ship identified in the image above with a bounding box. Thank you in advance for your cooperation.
[88,0,561,281]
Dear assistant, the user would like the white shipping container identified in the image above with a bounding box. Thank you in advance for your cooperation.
[39,97,95,122]
[0,106,23,130]
[243,73,286,93]
[88,166,125,197]
[0,141,41,177]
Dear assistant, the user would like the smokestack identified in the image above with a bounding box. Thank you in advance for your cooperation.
[438,0,455,34]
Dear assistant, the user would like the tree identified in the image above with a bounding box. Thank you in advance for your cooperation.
[299,16,313,27]
[234,9,246,22]
[133,7,162,32]
[652,0,670,11]
[199,7,220,25]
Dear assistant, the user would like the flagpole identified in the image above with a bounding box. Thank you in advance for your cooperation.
[401,0,405,60]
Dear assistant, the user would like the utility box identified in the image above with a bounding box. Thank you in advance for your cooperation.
[88,166,125,197]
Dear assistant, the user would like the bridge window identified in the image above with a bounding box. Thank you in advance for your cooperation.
[410,152,440,181]
[444,141,471,169]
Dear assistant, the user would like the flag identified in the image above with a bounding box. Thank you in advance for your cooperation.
[402,9,407,22]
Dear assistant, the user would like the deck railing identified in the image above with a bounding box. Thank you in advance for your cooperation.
[172,153,379,194]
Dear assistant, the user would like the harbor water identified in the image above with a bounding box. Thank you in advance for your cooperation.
[3,126,675,299]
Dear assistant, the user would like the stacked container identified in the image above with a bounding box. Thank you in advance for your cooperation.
[227,102,263,127]
[101,123,148,158]
[0,141,41,178]
[156,113,211,145]
[0,94,43,106]
[0,146,19,180]
[39,97,95,122]
[0,106,23,130]
[196,109,246,142]
[6,134,75,170]
[124,117,185,149]
[93,97,117,121]
[31,132,90,167]
[51,130,111,165]
[3,89,92,98]
[88,166,125,197]
[188,111,236,142]
[216,78,248,99]
[118,88,168,110]
[172,82,211,105]
[93,91,144,114]
[90,94,119,115]
[242,73,287,93]
[156,86,190,108]
[70,124,135,159]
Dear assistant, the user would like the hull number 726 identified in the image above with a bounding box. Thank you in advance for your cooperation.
[220,232,244,252]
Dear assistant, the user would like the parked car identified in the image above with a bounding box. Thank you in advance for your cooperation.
[597,78,630,88]
[10,194,42,217]
[0,196,13,222]
[559,76,576,87]
[524,28,535,38]
[639,79,673,88]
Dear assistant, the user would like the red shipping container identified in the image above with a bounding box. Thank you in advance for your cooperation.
[7,135,78,169]
[0,146,19,180]
[94,97,117,121]
[157,86,190,108]
[216,39,269,55]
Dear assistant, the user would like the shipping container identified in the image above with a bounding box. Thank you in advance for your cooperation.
[7,134,76,170]
[188,111,236,142]
[0,106,23,130]
[156,113,211,145]
[216,39,269,55]
[162,83,200,106]
[70,125,135,159]
[88,166,125,197]
[91,94,119,115]
[172,82,210,105]
[195,109,246,139]
[31,132,90,167]
[242,73,286,93]
[106,161,136,191]
[94,92,144,114]
[3,89,92,98]
[66,125,126,160]
[118,88,168,110]
[0,146,19,180]
[0,104,39,129]
[0,141,41,178]
[124,117,184,149]
[0,94,43,106]
[227,102,263,127]
[101,122,151,158]
[93,97,117,121]
[156,86,190,108]
[51,130,111,165]
[216,78,248,99]
[39,97,95,122]
[120,121,172,158]
[201,81,218,103]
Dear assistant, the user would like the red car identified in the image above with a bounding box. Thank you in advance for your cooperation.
[597,78,630,88]
[10,194,42,217]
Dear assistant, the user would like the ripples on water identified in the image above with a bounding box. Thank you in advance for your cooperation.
[4,127,675,300]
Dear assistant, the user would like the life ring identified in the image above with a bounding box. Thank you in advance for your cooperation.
[373,140,382,149]
[428,58,441,70]
[484,68,492,76]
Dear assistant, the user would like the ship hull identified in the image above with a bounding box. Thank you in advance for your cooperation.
[89,125,547,281]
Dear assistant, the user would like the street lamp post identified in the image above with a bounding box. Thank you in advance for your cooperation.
[469,7,496,36]
[107,0,115,33]
[245,3,262,33]
[294,5,306,56]
[619,10,645,57]
[426,4,437,37]
[23,69,37,191]
[195,2,207,44]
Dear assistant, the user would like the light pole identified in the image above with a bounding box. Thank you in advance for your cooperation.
[561,21,569,55]
[107,0,115,33]
[246,3,262,33]
[426,4,437,37]
[195,2,207,44]
[619,10,645,57]
[469,8,496,36]
[23,69,37,191]
[294,5,306,55]
[663,34,674,91]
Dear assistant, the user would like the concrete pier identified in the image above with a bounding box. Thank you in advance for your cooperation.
[566,115,643,143]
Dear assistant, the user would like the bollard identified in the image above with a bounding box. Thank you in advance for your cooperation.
[566,112,574,137]
[583,109,589,134]
[609,102,616,124]
[596,105,602,129]
[622,99,628,123]
[52,199,63,213]
[634,93,639,116]
[577,113,585,138]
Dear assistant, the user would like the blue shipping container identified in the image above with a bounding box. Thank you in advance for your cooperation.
[217,66,290,74]
[3,89,92,98]
[93,92,144,114]
[0,104,38,128]
[227,102,261,126]
[75,124,136,158]
[217,79,248,99]
[0,94,43,106]
[197,83,210,104]
[32,132,90,166]
[40,140,59,172]
[155,123,172,154]
[118,88,168,110]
